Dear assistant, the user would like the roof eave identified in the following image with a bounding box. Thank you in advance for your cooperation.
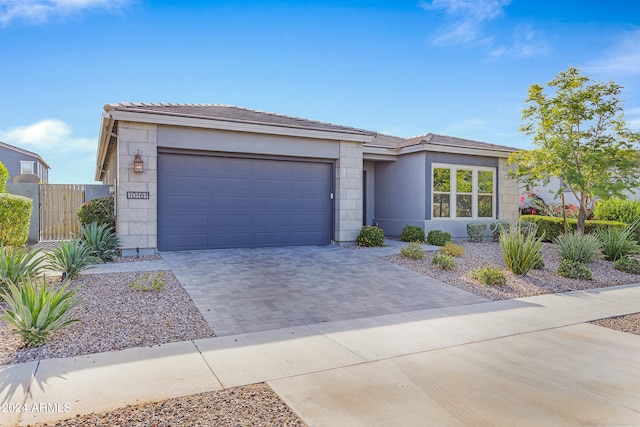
[108,109,375,143]
[95,112,115,182]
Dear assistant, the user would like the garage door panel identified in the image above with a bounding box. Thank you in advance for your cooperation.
[158,153,332,250]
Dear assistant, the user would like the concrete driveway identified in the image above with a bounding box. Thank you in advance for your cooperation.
[161,244,486,336]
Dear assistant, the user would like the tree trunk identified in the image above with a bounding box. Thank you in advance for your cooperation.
[577,199,588,234]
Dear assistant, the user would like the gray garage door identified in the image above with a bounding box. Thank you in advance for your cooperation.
[158,153,332,251]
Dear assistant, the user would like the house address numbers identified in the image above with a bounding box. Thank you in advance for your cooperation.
[126,191,150,200]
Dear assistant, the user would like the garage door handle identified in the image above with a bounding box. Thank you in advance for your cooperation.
[330,193,334,200]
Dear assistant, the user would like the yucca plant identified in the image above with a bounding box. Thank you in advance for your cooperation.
[553,231,601,264]
[499,224,545,275]
[0,246,46,292]
[80,222,120,262]
[595,223,640,261]
[1,277,80,346]
[46,240,100,279]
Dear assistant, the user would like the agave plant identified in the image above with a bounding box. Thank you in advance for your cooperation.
[1,277,80,346]
[0,246,46,292]
[80,222,120,262]
[46,239,101,279]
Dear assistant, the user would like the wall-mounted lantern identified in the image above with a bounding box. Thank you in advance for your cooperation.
[133,151,144,173]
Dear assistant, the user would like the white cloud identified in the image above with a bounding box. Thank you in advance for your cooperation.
[0,0,132,25]
[0,119,96,153]
[490,24,550,60]
[625,107,640,131]
[586,30,640,76]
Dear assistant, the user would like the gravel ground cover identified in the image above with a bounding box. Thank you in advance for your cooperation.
[384,241,640,300]
[591,312,640,336]
[30,384,306,427]
[0,270,214,364]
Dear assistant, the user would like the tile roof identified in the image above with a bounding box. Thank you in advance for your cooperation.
[105,103,376,136]
[397,133,516,152]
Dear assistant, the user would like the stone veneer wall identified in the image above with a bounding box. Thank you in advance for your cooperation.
[335,141,363,243]
[116,121,158,256]
[498,157,519,221]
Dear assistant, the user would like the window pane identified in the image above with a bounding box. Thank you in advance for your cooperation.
[478,195,493,218]
[478,171,493,194]
[433,168,450,192]
[21,161,34,174]
[456,195,472,217]
[456,169,472,193]
[433,194,450,217]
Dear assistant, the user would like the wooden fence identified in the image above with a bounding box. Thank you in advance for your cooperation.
[39,184,85,240]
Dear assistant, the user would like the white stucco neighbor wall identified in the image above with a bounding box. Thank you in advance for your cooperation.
[498,158,519,221]
[335,141,363,243]
[116,121,158,256]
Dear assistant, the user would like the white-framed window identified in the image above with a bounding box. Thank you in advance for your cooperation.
[432,163,496,219]
[20,161,34,175]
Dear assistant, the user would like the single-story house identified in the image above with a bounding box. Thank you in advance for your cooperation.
[95,103,520,255]
[0,141,50,183]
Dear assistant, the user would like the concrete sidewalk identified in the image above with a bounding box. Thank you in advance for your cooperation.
[2,283,640,426]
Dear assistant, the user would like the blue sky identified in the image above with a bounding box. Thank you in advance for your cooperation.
[1,0,639,183]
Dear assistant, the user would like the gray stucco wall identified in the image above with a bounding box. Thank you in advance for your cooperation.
[363,160,376,226]
[157,125,340,159]
[0,147,48,183]
[373,153,426,236]
[6,183,39,244]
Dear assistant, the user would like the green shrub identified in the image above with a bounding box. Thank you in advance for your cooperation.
[499,224,545,276]
[129,271,167,292]
[472,267,507,286]
[357,225,385,247]
[466,223,487,243]
[46,240,100,279]
[426,230,451,246]
[0,246,45,292]
[77,196,115,228]
[400,225,425,243]
[81,222,120,262]
[432,253,456,270]
[518,221,539,238]
[1,277,80,346]
[595,224,640,261]
[553,232,601,264]
[519,215,626,242]
[557,259,593,280]
[0,161,8,193]
[594,198,640,224]
[0,193,32,247]
[440,242,464,257]
[490,221,510,242]
[400,242,425,260]
[614,256,640,274]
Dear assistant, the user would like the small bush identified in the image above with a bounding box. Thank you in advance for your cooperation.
[0,246,45,292]
[554,232,601,264]
[81,222,120,262]
[46,240,100,279]
[614,256,640,274]
[77,196,115,228]
[357,225,385,247]
[490,221,509,242]
[594,198,640,224]
[499,224,545,275]
[427,230,451,246]
[472,267,506,286]
[432,253,456,270]
[595,224,640,262]
[1,277,80,346]
[0,193,33,247]
[400,242,425,260]
[400,225,425,243]
[466,223,487,243]
[440,242,464,257]
[129,271,167,292]
[0,161,8,193]
[519,215,626,242]
[557,259,593,280]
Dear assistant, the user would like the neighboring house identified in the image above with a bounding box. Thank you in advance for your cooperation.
[0,141,50,183]
[95,103,520,255]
